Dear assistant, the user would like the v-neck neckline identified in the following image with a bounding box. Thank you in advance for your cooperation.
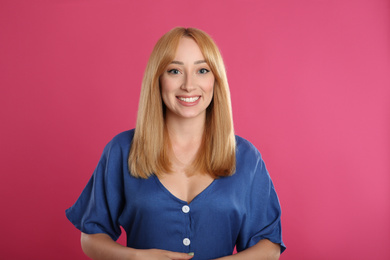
[152,175,217,205]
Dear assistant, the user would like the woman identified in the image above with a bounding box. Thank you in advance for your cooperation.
[66,27,285,260]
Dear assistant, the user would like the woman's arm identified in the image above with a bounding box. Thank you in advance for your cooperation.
[214,239,280,260]
[80,232,194,260]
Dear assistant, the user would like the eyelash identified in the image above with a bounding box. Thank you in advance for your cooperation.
[198,68,210,74]
[167,68,210,74]
[168,69,180,74]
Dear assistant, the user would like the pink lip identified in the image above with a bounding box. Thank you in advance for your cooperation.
[176,95,201,106]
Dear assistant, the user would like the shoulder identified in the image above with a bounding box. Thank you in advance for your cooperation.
[235,135,263,162]
[110,129,135,144]
[234,135,270,179]
[101,129,135,156]
[233,135,271,186]
[107,129,135,148]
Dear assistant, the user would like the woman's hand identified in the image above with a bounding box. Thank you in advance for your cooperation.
[212,239,280,260]
[134,249,194,260]
[212,255,236,260]
[80,232,194,260]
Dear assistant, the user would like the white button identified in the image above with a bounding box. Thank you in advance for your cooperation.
[182,205,190,213]
[183,238,191,246]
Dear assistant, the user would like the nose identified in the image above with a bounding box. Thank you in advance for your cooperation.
[181,73,196,92]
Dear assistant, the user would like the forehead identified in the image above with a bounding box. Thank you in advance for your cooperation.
[174,37,205,61]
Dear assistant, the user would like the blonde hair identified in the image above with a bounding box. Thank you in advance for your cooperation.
[129,27,236,179]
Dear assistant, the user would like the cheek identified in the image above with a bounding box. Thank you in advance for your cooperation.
[159,78,170,106]
[160,78,171,98]
[160,78,180,110]
[160,77,177,94]
[205,78,215,95]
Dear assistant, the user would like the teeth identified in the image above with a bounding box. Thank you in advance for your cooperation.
[178,96,200,102]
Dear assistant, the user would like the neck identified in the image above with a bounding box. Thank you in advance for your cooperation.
[165,114,205,145]
[164,112,207,174]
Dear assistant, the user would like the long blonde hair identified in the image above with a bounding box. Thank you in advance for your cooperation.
[129,27,236,178]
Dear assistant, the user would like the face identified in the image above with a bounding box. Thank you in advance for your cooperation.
[160,37,215,122]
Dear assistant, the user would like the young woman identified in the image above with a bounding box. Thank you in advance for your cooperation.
[66,27,285,260]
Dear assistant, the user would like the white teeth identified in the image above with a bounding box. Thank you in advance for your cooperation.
[178,96,200,102]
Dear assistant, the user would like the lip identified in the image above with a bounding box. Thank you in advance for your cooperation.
[176,95,201,106]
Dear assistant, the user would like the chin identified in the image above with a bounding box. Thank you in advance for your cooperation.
[177,111,205,120]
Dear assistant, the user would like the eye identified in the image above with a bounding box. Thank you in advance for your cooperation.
[168,69,180,74]
[198,68,210,74]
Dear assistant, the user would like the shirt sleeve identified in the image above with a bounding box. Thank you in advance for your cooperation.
[236,153,286,253]
[65,139,125,241]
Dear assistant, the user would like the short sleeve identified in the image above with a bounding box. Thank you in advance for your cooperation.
[65,139,125,241]
[236,154,286,253]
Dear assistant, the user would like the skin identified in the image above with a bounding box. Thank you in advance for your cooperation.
[160,37,215,124]
[80,233,194,260]
[158,36,215,203]
[80,37,280,260]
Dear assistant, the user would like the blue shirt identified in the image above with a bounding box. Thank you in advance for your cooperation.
[66,129,286,259]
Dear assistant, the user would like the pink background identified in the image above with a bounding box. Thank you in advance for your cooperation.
[1,0,389,259]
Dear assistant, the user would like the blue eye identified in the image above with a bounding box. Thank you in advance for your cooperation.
[199,68,210,74]
[168,69,180,74]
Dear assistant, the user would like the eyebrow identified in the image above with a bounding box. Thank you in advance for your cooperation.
[170,60,207,65]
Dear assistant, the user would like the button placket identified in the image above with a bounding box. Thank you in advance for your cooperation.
[182,204,191,250]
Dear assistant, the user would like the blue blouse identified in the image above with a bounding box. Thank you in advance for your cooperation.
[66,129,285,259]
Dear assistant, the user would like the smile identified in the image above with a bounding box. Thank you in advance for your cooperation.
[177,96,200,103]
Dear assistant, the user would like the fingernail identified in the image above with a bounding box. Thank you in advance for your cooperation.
[188,252,194,256]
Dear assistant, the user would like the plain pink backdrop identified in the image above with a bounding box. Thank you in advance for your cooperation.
[1,0,389,259]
